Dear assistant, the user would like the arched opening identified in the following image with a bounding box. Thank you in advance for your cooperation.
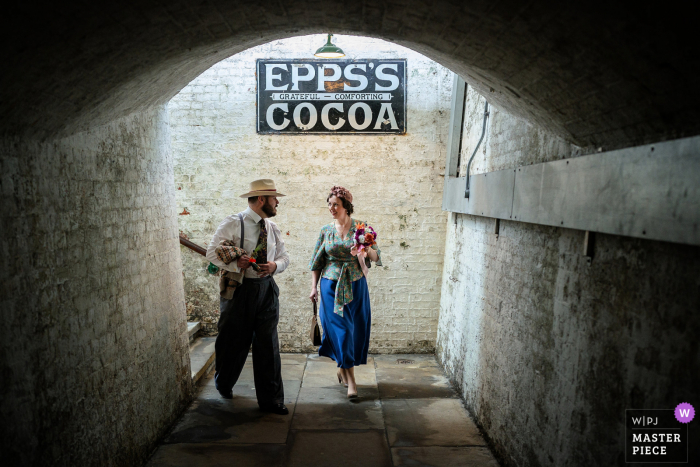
[2,3,698,466]
[169,36,478,464]
[173,34,451,352]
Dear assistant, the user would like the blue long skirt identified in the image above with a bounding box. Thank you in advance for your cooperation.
[318,277,371,368]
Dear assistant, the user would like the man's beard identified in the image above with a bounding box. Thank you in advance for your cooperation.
[262,200,277,217]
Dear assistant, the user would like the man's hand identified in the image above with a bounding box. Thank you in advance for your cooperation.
[257,262,277,277]
[237,254,251,269]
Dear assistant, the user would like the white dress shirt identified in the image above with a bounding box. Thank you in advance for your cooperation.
[206,207,290,279]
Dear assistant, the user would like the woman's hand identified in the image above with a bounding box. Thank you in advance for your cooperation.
[352,246,377,262]
[366,248,379,262]
[310,270,321,303]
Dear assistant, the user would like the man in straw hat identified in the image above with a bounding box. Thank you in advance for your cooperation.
[206,179,290,414]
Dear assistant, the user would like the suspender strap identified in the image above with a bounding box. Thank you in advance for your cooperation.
[238,213,244,249]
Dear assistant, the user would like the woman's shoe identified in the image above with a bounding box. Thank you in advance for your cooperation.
[337,370,348,387]
[347,381,358,399]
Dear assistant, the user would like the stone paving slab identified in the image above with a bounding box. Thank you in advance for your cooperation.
[391,446,499,466]
[375,367,455,399]
[164,375,301,445]
[307,354,376,370]
[373,354,440,369]
[281,354,309,365]
[236,361,255,382]
[235,355,306,382]
[198,377,302,408]
[302,356,376,388]
[382,399,486,447]
[282,361,306,381]
[291,386,384,430]
[148,354,499,467]
[148,443,286,467]
[287,430,392,467]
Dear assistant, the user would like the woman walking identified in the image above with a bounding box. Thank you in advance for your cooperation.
[309,186,381,399]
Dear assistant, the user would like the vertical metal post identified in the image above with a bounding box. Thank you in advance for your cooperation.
[445,74,467,178]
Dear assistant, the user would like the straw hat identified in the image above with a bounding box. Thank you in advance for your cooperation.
[239,179,286,198]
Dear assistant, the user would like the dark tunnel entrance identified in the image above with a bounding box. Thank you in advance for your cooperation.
[2,2,699,466]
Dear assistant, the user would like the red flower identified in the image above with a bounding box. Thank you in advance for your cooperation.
[249,258,257,263]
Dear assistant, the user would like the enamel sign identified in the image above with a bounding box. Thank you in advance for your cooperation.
[257,59,406,134]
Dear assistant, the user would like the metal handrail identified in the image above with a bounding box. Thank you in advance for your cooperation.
[179,235,206,256]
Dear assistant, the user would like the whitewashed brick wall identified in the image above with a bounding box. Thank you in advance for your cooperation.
[169,35,451,352]
[437,89,700,466]
[0,107,190,465]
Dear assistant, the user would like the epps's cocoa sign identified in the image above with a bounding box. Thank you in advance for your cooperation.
[257,59,406,134]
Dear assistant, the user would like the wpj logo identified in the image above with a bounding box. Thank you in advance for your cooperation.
[626,408,690,463]
[676,404,694,422]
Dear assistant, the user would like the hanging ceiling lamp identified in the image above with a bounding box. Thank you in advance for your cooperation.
[314,34,345,58]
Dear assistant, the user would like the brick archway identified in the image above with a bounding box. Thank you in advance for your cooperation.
[2,1,697,148]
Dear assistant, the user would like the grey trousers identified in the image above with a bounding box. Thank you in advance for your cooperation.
[214,276,284,406]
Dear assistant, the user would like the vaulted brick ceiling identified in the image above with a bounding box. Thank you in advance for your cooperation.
[2,1,696,148]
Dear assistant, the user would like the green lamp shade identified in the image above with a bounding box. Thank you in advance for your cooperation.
[315,34,345,58]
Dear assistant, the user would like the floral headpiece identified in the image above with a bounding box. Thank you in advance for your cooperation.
[329,185,353,203]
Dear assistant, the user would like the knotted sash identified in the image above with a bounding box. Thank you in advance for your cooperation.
[326,255,357,317]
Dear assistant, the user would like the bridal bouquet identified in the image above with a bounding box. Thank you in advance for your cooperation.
[353,223,378,252]
[352,223,377,277]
